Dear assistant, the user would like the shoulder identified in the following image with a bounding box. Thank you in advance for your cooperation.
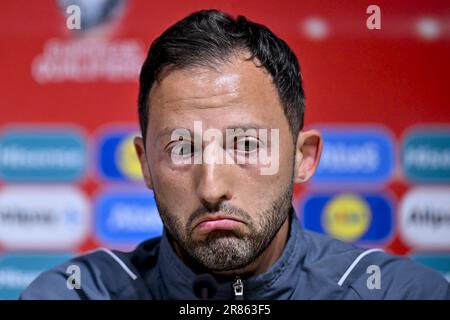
[300,230,450,299]
[347,252,450,299]
[20,237,162,300]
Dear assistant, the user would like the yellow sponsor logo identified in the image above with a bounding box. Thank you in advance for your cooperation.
[116,133,142,181]
[322,194,371,242]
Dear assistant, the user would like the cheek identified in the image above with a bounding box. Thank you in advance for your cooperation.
[232,171,287,212]
[150,160,196,218]
[239,150,294,205]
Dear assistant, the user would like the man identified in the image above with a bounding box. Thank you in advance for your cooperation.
[21,9,449,300]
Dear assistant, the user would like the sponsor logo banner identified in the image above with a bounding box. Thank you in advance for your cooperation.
[402,129,450,182]
[0,186,90,250]
[31,1,145,84]
[97,127,143,182]
[399,187,450,249]
[0,253,72,299]
[95,189,163,247]
[300,192,394,244]
[0,128,87,181]
[312,126,394,184]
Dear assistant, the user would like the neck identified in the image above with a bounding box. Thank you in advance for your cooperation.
[171,214,291,278]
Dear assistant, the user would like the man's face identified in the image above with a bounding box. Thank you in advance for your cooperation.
[136,54,300,271]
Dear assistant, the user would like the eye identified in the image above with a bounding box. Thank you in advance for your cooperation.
[170,140,195,157]
[234,136,259,153]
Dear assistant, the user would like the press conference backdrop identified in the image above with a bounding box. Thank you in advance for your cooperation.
[0,0,449,299]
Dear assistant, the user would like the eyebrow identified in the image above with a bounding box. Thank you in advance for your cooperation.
[155,123,271,143]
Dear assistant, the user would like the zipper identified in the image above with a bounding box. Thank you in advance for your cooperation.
[233,276,244,300]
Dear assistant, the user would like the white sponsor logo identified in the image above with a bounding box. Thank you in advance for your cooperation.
[404,146,450,171]
[0,186,90,249]
[320,142,380,173]
[399,187,450,249]
[107,203,163,232]
[32,39,145,83]
[0,268,40,289]
[0,145,84,170]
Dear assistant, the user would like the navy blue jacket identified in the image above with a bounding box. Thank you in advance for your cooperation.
[21,209,450,300]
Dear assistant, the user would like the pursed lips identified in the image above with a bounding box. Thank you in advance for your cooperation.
[193,215,245,234]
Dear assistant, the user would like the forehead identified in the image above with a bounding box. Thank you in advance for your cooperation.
[147,55,288,140]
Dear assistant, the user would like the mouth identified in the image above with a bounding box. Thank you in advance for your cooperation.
[193,215,245,235]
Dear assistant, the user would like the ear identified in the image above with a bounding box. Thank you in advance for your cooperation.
[134,136,154,190]
[293,129,322,183]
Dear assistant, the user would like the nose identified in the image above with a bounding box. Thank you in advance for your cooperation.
[195,141,233,210]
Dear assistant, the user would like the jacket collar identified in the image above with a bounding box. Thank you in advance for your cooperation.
[157,207,305,299]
